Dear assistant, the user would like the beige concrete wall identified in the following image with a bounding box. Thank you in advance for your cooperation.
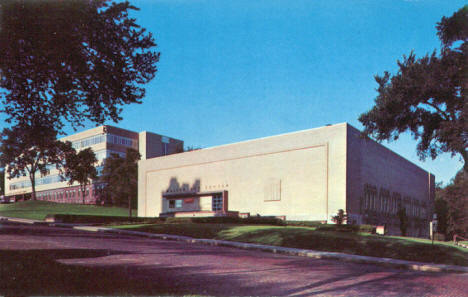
[139,123,348,221]
[346,124,434,236]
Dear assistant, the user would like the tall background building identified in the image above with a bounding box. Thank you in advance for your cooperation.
[4,125,183,204]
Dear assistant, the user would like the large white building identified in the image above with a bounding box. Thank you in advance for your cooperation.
[5,125,183,204]
[138,123,434,237]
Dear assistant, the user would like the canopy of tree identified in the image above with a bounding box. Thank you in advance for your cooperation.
[0,122,73,200]
[0,0,159,132]
[63,148,98,204]
[101,148,140,216]
[359,6,468,174]
[436,170,468,238]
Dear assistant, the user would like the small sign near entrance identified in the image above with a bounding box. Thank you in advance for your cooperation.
[376,225,385,235]
[184,198,194,203]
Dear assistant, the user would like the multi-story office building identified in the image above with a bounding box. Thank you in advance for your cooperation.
[4,125,183,204]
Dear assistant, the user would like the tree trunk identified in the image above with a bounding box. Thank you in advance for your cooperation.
[128,194,132,218]
[82,185,86,204]
[29,172,36,200]
[461,149,468,176]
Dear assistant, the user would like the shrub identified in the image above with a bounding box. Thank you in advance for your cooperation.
[331,209,347,225]
[164,216,285,225]
[285,221,324,227]
[397,207,408,236]
[50,214,159,224]
[358,224,376,234]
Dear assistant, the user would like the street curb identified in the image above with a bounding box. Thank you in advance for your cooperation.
[72,225,468,274]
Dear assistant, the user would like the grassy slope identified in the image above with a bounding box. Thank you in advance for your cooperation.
[0,200,135,220]
[114,223,468,266]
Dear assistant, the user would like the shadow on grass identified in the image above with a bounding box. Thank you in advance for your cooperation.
[217,227,468,266]
[119,223,468,266]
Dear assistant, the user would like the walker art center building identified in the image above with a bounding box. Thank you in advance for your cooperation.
[5,125,183,204]
[138,123,435,237]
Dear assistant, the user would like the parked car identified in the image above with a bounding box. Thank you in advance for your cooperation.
[0,196,14,204]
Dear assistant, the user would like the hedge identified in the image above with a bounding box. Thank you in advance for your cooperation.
[165,216,285,225]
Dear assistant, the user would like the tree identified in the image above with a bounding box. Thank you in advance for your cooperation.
[332,209,347,225]
[0,122,73,200]
[434,197,449,237]
[359,6,468,174]
[101,148,140,217]
[0,169,4,196]
[0,0,159,133]
[397,207,408,236]
[63,148,98,204]
[438,170,468,237]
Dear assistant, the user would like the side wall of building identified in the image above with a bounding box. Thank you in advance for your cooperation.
[139,124,348,221]
[346,125,435,237]
[139,131,183,160]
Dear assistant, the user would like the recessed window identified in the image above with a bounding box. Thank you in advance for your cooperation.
[169,199,182,209]
[169,200,175,208]
[212,194,223,211]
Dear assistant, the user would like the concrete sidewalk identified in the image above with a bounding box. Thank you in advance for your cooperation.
[2,215,467,273]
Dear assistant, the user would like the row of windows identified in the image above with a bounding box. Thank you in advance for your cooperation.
[9,174,64,190]
[168,194,224,211]
[361,184,427,218]
[95,150,126,161]
[37,188,90,200]
[71,133,137,150]
[10,163,105,191]
[107,134,137,148]
[72,134,105,149]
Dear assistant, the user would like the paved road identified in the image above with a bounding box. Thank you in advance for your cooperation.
[0,223,466,296]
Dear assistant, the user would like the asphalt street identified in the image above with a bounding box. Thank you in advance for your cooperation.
[0,222,466,296]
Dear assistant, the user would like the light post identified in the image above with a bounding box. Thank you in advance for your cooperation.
[430,214,438,246]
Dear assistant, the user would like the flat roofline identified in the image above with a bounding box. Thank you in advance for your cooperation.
[60,125,144,141]
[140,130,184,142]
[180,122,348,154]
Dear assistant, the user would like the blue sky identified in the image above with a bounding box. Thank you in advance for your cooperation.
[18,0,468,184]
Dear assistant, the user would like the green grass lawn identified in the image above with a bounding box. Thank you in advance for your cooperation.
[113,223,468,267]
[0,200,136,220]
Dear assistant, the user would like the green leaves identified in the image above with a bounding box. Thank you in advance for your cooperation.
[359,5,468,174]
[0,0,159,132]
[101,148,140,207]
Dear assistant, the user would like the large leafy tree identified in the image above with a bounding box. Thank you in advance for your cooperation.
[101,148,140,217]
[0,0,159,132]
[63,148,98,204]
[0,122,73,200]
[437,170,468,238]
[359,6,468,174]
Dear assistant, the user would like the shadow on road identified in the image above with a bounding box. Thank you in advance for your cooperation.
[0,224,463,296]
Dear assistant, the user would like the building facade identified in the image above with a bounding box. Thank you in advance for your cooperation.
[138,123,434,237]
[5,125,183,204]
